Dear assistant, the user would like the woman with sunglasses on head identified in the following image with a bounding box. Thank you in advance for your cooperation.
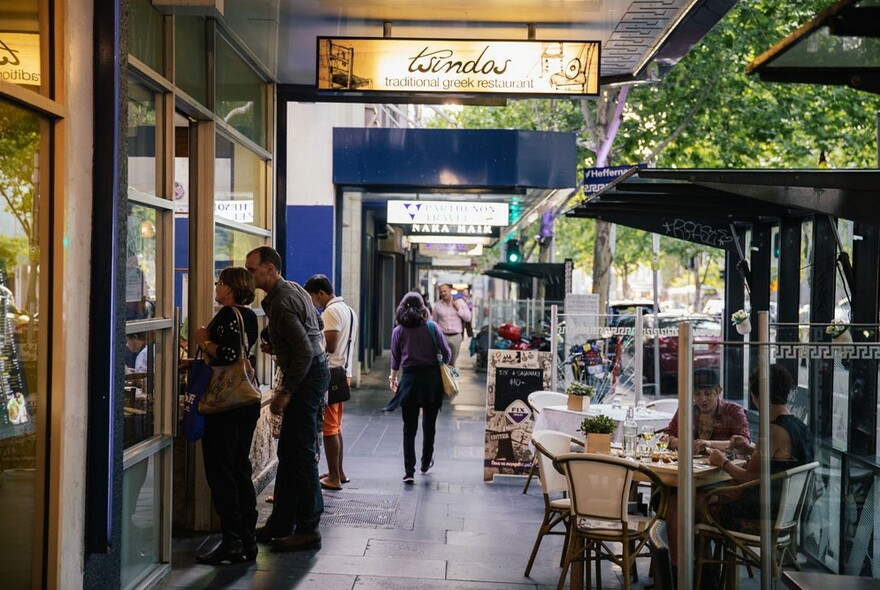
[191,267,260,564]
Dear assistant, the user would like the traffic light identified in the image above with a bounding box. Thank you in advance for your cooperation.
[505,238,521,263]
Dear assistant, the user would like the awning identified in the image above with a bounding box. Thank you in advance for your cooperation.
[566,169,880,247]
[745,0,880,95]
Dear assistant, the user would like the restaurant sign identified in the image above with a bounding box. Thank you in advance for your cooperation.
[0,33,41,86]
[318,37,600,97]
[387,200,509,226]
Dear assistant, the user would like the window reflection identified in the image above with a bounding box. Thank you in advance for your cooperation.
[123,331,157,448]
[127,80,158,197]
[126,205,158,320]
[121,454,162,587]
[215,136,267,228]
[0,1,43,92]
[0,97,40,588]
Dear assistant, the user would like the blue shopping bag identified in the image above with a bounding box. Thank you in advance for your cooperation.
[182,356,212,442]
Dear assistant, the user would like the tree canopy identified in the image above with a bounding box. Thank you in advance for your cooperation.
[428,0,879,307]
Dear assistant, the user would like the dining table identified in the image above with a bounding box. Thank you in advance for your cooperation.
[533,403,673,443]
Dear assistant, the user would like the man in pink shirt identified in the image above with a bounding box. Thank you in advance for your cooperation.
[430,283,472,367]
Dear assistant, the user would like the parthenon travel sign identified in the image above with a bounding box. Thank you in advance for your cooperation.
[317,38,600,96]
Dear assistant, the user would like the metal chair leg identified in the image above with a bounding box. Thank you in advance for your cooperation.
[522,458,537,494]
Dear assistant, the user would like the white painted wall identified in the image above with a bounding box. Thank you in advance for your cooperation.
[286,102,364,207]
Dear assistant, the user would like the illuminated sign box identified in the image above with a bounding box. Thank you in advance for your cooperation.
[387,200,510,226]
[403,224,501,238]
[318,37,599,97]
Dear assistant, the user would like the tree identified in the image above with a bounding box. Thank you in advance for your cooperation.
[0,102,40,311]
[430,0,880,306]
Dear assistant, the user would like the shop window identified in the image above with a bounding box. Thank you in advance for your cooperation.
[126,204,160,320]
[174,16,207,106]
[0,97,42,588]
[128,0,164,74]
[122,330,162,449]
[215,135,267,229]
[121,453,165,588]
[215,35,266,147]
[127,80,158,198]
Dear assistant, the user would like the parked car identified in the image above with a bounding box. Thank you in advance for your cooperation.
[640,314,723,395]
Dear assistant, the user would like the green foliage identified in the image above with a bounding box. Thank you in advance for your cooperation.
[566,381,595,397]
[429,0,880,292]
[579,414,618,435]
[0,102,39,249]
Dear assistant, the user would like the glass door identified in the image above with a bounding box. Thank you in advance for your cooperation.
[122,76,175,589]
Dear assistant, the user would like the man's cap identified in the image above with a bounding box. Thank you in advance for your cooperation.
[694,367,721,389]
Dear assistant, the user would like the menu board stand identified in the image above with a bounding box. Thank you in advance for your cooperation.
[483,349,552,482]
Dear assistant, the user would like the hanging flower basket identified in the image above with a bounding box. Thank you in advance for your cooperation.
[826,320,851,343]
[731,309,751,335]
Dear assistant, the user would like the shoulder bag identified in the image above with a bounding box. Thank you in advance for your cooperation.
[328,308,355,404]
[199,306,261,414]
[427,321,459,400]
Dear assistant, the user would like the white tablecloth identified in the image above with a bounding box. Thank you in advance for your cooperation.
[533,404,673,443]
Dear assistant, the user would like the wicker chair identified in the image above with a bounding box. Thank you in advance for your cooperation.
[695,461,819,589]
[524,429,584,576]
[522,391,569,494]
[554,453,668,590]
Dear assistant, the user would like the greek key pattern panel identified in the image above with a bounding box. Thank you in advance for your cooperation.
[603,0,683,77]
[774,343,880,361]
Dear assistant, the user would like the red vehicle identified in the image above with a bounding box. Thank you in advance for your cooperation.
[641,314,723,395]
[618,313,722,395]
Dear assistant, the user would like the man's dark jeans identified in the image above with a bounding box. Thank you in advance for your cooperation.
[265,354,329,535]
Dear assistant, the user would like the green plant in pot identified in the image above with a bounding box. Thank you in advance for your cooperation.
[565,381,595,412]
[579,414,617,454]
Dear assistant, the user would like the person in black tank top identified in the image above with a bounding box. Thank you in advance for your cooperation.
[707,364,813,531]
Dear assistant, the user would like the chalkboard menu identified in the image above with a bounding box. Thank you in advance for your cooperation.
[494,367,544,411]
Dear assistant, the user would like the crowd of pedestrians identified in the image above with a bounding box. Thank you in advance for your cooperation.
[190,248,475,565]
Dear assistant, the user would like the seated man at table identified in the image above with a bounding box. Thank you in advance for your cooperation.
[706,363,814,531]
[665,367,750,454]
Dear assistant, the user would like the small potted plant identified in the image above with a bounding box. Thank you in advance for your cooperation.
[579,414,618,454]
[566,381,595,412]
[731,308,751,335]
[826,319,852,344]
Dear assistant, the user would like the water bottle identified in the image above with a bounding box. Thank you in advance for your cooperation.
[623,406,638,458]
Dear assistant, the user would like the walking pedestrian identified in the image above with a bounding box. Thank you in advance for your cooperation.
[431,283,470,367]
[389,292,451,484]
[246,246,329,552]
[304,274,358,491]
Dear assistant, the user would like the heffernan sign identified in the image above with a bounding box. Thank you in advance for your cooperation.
[318,37,600,97]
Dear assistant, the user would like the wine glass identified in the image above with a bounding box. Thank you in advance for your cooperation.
[656,432,670,453]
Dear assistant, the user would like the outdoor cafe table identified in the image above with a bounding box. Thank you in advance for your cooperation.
[533,403,673,443]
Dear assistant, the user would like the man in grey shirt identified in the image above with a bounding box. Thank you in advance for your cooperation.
[246,246,329,552]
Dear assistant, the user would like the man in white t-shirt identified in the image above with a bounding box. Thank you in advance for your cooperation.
[304,274,358,491]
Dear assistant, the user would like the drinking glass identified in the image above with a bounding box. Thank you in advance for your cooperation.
[637,425,653,460]
[656,432,670,453]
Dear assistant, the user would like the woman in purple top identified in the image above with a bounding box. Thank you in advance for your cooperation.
[388,292,452,484]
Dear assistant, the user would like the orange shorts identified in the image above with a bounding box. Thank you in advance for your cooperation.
[323,398,343,436]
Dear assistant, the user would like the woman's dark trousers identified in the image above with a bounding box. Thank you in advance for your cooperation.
[202,403,261,548]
